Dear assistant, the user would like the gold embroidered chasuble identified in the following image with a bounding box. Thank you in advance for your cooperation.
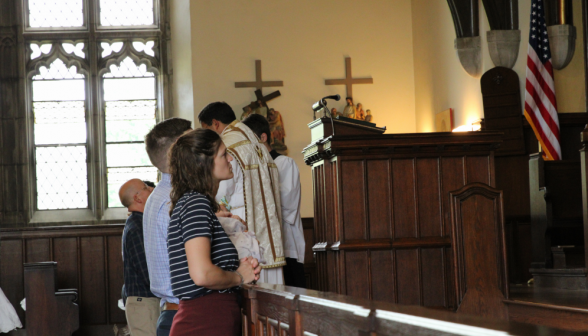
[221,120,285,268]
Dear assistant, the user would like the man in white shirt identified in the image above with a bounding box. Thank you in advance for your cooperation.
[242,114,306,287]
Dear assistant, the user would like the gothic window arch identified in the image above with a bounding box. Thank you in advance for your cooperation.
[18,0,171,224]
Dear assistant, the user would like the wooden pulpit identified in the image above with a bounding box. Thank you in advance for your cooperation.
[304,117,508,319]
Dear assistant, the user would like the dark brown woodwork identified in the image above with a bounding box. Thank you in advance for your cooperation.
[304,117,504,318]
[241,283,584,335]
[0,224,126,328]
[24,262,79,336]
[481,67,525,156]
[449,183,509,319]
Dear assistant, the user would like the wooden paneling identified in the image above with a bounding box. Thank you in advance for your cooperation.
[451,183,508,320]
[341,160,366,241]
[370,250,394,302]
[80,237,106,325]
[0,224,126,328]
[416,158,442,237]
[344,251,369,299]
[107,236,125,324]
[395,249,420,305]
[53,238,78,290]
[466,156,491,185]
[26,239,51,263]
[366,160,390,240]
[421,248,445,307]
[441,157,466,237]
[392,159,417,239]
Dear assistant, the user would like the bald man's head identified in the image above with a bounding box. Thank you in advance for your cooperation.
[119,179,153,212]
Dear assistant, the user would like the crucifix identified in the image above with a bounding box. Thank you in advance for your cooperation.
[241,89,281,112]
[235,60,283,111]
[325,57,373,98]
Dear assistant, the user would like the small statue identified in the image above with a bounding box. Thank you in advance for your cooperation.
[330,108,338,118]
[365,109,373,123]
[267,108,287,152]
[342,97,356,119]
[356,103,365,120]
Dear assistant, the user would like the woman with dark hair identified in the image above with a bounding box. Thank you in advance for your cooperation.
[167,128,260,336]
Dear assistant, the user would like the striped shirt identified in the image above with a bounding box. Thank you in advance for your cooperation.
[167,191,239,300]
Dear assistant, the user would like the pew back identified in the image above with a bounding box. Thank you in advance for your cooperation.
[242,283,586,336]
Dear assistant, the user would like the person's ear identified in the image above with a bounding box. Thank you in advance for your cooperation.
[260,133,268,143]
[134,193,144,204]
[212,119,220,131]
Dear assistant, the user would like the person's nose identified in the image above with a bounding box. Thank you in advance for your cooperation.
[227,153,233,162]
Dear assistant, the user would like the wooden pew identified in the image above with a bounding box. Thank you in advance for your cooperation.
[241,283,586,335]
[24,262,78,336]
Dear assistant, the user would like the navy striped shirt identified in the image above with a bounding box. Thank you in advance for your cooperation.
[167,191,239,300]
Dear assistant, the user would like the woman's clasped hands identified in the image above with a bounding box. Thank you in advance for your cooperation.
[237,256,261,285]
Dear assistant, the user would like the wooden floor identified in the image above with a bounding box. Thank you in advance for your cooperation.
[506,285,588,332]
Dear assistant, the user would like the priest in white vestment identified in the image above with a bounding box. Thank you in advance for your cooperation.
[198,101,286,284]
[242,114,306,287]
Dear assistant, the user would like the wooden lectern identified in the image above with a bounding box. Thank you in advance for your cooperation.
[304,117,509,319]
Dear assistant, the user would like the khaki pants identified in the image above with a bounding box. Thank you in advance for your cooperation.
[125,296,160,336]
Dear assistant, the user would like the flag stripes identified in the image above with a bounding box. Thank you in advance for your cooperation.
[523,0,561,160]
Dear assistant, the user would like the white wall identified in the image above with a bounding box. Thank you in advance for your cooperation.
[170,0,195,122]
[188,0,416,217]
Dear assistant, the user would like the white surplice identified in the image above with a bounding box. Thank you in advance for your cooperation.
[274,155,306,263]
[0,287,22,332]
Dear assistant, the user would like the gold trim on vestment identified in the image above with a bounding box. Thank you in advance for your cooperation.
[261,259,286,269]
[243,164,259,170]
[267,163,277,168]
[257,167,277,260]
[228,140,251,149]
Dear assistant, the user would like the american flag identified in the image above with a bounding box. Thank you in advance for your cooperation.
[524,0,561,160]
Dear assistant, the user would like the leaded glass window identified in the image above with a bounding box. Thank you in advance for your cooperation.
[27,0,85,28]
[32,58,88,210]
[23,0,167,220]
[103,56,157,207]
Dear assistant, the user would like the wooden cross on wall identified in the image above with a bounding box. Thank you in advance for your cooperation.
[235,60,283,111]
[325,57,373,98]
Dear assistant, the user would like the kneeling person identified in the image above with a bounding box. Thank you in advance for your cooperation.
[119,179,159,336]
[242,114,307,288]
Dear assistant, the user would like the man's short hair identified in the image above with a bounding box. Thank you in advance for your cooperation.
[198,102,236,126]
[242,114,271,143]
[145,118,192,170]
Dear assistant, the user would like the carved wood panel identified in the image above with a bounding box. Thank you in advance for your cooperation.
[0,224,127,327]
[450,183,509,320]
